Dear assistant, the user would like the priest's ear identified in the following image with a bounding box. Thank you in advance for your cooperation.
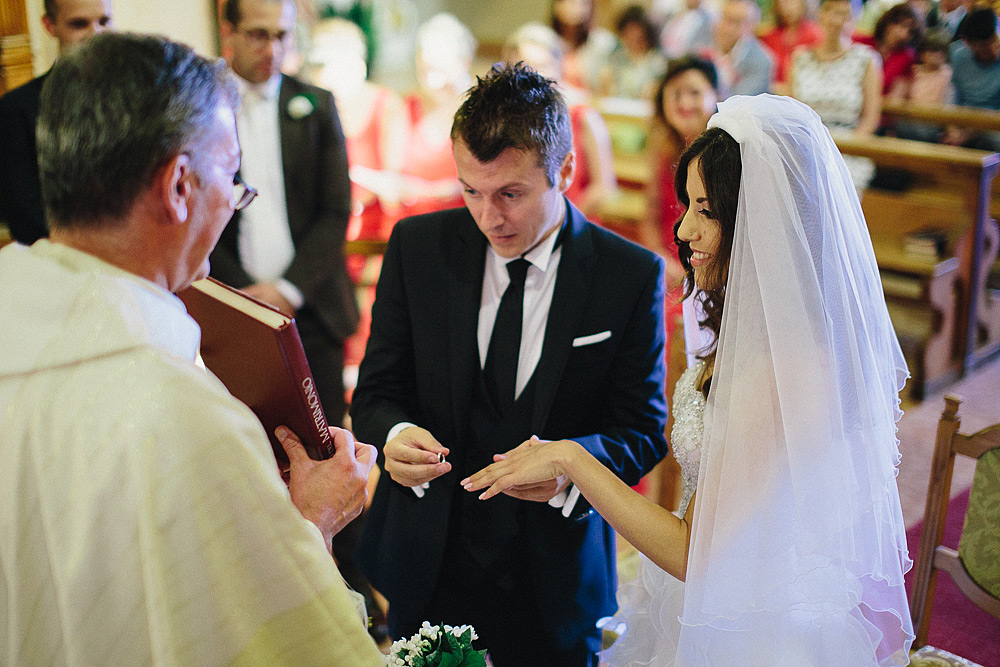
[158,152,195,225]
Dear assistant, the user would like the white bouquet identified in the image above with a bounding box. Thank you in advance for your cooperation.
[383,621,487,666]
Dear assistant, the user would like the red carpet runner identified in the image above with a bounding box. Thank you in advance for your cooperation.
[905,489,1000,666]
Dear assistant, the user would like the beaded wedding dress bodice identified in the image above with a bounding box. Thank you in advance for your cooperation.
[670,360,706,517]
[600,360,707,667]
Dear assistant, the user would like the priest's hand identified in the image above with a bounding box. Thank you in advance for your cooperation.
[278,425,377,548]
[384,426,451,488]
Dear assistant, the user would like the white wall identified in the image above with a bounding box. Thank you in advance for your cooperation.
[114,0,219,56]
[443,0,545,45]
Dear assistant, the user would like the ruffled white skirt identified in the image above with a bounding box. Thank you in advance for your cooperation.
[599,551,685,667]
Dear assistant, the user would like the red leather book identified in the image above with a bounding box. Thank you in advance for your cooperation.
[177,277,334,470]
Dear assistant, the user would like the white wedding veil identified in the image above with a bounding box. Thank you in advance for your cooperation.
[675,95,914,665]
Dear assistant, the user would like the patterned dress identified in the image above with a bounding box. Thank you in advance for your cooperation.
[792,44,879,190]
[601,361,707,666]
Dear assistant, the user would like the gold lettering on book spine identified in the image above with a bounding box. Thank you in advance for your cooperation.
[301,377,334,457]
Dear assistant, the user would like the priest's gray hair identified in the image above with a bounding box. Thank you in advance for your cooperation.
[37,32,239,230]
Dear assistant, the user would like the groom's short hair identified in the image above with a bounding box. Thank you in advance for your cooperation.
[451,62,572,187]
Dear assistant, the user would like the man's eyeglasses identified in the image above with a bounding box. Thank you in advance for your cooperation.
[233,174,258,211]
[239,28,290,47]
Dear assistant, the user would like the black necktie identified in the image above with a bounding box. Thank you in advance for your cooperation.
[484,258,531,411]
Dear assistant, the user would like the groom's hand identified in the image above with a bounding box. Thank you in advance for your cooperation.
[384,426,451,488]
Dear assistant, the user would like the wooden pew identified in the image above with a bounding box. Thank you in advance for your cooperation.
[882,100,1000,134]
[853,189,962,397]
[881,100,1000,222]
[344,238,388,258]
[596,98,652,243]
[834,134,1000,381]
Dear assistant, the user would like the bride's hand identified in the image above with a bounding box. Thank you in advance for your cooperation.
[461,437,577,501]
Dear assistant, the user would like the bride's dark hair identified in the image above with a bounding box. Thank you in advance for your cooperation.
[672,127,741,365]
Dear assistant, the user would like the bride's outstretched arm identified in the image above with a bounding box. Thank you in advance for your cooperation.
[462,439,694,581]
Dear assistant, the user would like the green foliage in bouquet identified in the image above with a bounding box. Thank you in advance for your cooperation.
[384,622,487,667]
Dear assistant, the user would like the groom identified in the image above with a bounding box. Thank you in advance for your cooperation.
[351,63,669,666]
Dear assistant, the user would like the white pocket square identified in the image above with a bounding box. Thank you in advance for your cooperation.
[572,330,612,347]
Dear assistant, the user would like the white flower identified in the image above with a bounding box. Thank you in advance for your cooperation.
[287,95,314,119]
[383,621,480,665]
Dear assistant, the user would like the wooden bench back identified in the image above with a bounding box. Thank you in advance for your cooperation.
[879,101,1000,220]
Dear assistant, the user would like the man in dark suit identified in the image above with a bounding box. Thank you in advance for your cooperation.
[0,0,113,245]
[352,63,669,666]
[213,0,358,426]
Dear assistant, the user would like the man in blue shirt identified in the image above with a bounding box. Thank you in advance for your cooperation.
[946,7,1000,150]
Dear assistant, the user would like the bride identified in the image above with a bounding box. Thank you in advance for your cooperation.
[464,94,914,666]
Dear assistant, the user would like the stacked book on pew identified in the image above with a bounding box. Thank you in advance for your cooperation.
[903,228,948,261]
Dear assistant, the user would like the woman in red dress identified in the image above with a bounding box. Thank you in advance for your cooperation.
[503,22,618,220]
[761,0,825,93]
[394,13,474,220]
[853,3,920,95]
[639,57,720,349]
[308,18,407,375]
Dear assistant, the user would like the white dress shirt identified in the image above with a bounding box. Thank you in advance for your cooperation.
[234,75,303,309]
[392,215,580,514]
[477,219,562,398]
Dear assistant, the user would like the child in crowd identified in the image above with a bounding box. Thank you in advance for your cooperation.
[889,29,953,105]
[888,29,955,142]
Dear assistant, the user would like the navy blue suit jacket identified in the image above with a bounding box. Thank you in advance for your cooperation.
[351,200,668,646]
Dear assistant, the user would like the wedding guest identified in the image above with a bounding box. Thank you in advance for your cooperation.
[307,15,406,368]
[0,0,113,246]
[395,12,471,219]
[790,0,881,190]
[599,5,669,100]
[0,32,383,666]
[888,29,954,142]
[551,0,617,93]
[214,0,359,430]
[466,93,915,667]
[700,0,774,97]
[660,0,716,58]
[943,7,1000,150]
[504,22,619,220]
[854,2,922,94]
[309,16,406,243]
[760,0,823,93]
[638,57,719,270]
[638,57,719,365]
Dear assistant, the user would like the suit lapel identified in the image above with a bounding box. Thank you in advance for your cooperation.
[277,76,303,236]
[447,214,488,439]
[531,201,595,433]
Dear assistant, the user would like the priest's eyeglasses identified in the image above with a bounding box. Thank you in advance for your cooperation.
[233,174,258,211]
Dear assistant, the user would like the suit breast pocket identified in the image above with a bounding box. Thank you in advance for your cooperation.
[563,329,617,377]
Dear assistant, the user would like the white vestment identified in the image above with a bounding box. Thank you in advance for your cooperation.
[0,241,384,666]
